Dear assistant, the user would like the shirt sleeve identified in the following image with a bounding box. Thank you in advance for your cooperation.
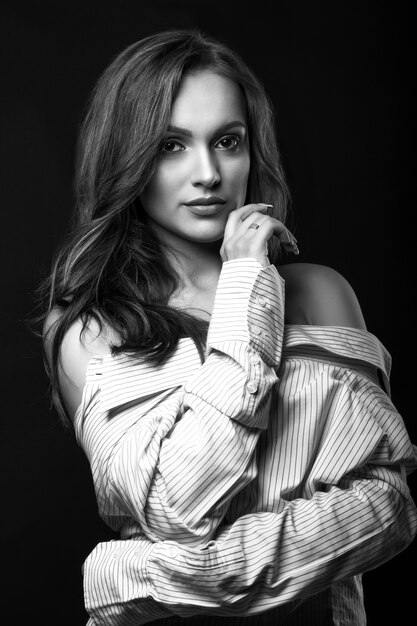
[82,329,417,625]
[81,259,285,546]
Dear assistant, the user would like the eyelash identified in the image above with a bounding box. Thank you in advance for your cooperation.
[162,134,242,154]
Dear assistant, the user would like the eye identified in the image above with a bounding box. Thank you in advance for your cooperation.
[162,139,184,153]
[215,135,241,151]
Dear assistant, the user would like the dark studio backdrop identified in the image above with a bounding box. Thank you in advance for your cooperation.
[1,1,415,624]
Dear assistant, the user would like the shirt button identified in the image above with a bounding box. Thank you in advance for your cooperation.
[247,382,258,394]
[167,547,178,558]
[250,354,260,365]
[250,324,262,335]
[257,296,267,307]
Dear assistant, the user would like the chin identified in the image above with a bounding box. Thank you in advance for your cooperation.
[180,224,225,243]
[187,231,224,244]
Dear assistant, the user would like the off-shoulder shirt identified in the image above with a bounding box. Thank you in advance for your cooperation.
[74,259,417,625]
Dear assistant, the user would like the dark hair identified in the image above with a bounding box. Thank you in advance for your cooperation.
[38,28,291,427]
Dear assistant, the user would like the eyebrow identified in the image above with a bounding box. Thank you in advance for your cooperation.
[166,121,247,137]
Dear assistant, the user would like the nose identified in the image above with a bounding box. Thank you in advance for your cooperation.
[191,147,221,188]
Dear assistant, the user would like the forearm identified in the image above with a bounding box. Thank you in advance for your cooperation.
[84,465,417,624]
[83,341,417,624]
[149,469,416,610]
[108,259,285,544]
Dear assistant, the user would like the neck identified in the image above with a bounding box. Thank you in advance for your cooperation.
[164,243,221,321]
[148,221,223,290]
[167,241,222,291]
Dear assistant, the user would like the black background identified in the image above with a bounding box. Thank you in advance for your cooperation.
[1,1,415,624]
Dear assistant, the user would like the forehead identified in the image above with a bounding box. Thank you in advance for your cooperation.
[170,69,247,129]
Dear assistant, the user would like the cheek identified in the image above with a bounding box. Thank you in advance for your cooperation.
[228,156,250,192]
[141,167,176,211]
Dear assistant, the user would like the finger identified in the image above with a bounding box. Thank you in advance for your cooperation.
[235,210,279,235]
[228,203,272,227]
[250,218,300,255]
[281,227,299,254]
[223,203,271,244]
[239,203,273,221]
[278,226,299,255]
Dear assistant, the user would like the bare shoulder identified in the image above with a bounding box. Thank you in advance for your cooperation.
[43,308,116,419]
[279,262,367,329]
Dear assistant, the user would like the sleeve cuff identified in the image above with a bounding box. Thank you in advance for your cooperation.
[207,259,285,368]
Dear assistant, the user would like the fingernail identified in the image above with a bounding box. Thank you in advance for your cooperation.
[258,203,273,208]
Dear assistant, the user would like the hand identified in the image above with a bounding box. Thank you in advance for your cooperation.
[220,203,299,267]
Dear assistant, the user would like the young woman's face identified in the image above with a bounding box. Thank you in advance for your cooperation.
[140,69,250,248]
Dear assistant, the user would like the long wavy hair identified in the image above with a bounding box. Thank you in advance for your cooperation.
[38,28,291,427]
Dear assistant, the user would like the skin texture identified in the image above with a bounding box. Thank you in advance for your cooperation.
[140,70,251,248]
[140,69,297,305]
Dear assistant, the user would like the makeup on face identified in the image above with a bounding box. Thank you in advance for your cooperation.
[140,70,250,248]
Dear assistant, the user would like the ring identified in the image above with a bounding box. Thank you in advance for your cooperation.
[248,223,260,230]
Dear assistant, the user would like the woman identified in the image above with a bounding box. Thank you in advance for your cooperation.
[40,29,417,625]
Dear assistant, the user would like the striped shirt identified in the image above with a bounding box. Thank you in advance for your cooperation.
[74,259,417,625]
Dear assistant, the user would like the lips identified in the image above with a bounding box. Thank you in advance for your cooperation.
[185,196,226,206]
[184,196,227,216]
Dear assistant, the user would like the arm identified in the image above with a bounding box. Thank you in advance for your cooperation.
[101,259,285,543]
[83,343,417,624]
[82,265,417,624]
[59,259,285,545]
[51,205,288,544]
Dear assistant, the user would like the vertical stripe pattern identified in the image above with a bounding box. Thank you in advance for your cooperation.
[73,259,417,625]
